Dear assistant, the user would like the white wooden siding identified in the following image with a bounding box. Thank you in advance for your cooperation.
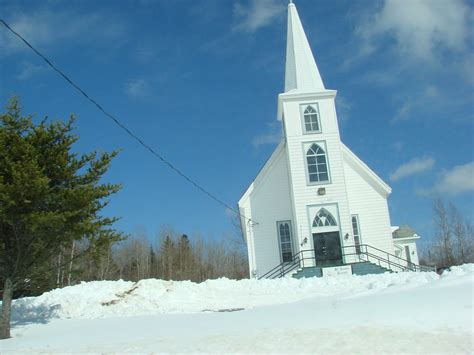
[394,239,420,266]
[343,155,395,256]
[239,145,294,277]
[282,93,355,261]
[240,91,397,277]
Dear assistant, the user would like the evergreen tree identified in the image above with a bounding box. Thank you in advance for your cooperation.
[176,234,192,280]
[0,97,123,338]
[160,236,174,280]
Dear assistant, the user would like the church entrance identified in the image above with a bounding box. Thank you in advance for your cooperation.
[312,232,343,267]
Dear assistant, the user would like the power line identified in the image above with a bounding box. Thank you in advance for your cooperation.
[0,18,258,226]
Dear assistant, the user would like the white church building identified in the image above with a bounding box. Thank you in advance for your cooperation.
[238,2,429,279]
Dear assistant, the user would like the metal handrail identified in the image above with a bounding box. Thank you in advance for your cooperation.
[258,243,436,279]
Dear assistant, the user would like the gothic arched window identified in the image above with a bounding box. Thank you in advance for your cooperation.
[351,215,362,254]
[303,105,320,133]
[277,221,293,262]
[313,208,337,227]
[306,143,329,183]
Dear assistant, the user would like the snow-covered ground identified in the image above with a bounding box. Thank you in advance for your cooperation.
[2,265,473,354]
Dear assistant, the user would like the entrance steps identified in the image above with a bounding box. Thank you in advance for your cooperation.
[292,261,391,279]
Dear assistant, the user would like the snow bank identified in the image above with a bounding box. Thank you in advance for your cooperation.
[5,265,473,354]
[13,266,463,322]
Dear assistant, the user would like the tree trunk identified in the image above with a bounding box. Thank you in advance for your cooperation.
[0,277,13,339]
[67,241,75,286]
[56,251,62,287]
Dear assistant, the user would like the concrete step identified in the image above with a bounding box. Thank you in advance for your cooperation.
[291,262,391,279]
[350,262,391,276]
[292,266,322,279]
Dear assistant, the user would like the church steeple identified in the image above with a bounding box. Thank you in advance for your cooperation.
[284,1,325,93]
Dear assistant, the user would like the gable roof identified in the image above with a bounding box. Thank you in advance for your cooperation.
[341,143,392,197]
[392,225,420,240]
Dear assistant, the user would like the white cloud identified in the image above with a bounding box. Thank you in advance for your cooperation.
[391,85,441,123]
[16,61,48,80]
[233,0,285,33]
[125,79,152,98]
[252,122,282,148]
[392,99,413,122]
[335,95,352,125]
[390,157,435,181]
[252,131,281,148]
[421,162,474,196]
[356,0,471,62]
[392,141,404,153]
[0,10,125,54]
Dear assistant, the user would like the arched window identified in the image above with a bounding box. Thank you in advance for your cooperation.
[303,105,320,133]
[313,208,337,227]
[306,143,329,182]
[351,215,362,254]
[277,221,293,262]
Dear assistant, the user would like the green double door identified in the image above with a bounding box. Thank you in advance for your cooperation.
[312,232,343,267]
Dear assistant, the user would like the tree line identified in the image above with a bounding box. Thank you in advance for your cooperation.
[419,198,473,268]
[54,229,248,288]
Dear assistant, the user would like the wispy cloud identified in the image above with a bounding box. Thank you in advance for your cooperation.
[252,122,282,148]
[418,162,474,196]
[16,61,48,80]
[125,78,152,98]
[391,85,441,123]
[0,10,126,54]
[233,0,285,33]
[390,157,435,182]
[336,95,352,125]
[392,141,404,153]
[355,0,471,63]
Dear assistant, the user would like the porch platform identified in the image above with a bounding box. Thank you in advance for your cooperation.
[292,261,391,279]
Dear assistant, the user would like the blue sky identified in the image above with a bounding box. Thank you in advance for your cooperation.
[1,0,473,247]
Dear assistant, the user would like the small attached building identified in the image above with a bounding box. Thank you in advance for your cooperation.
[392,225,421,266]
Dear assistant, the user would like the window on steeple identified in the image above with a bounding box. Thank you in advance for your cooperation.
[302,104,321,133]
[306,143,329,183]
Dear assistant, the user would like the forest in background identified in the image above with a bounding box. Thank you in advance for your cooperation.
[26,227,249,297]
[16,197,474,298]
[418,198,473,269]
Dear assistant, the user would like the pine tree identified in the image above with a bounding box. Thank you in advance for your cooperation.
[160,236,175,280]
[176,234,192,280]
[0,97,123,338]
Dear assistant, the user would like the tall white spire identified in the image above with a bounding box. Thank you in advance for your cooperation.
[284,2,325,93]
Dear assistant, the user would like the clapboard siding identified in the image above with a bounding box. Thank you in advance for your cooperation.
[240,92,396,277]
[240,144,294,277]
[282,94,354,259]
[343,155,394,255]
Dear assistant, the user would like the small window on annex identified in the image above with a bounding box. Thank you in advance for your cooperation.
[277,221,293,263]
[306,143,329,183]
[302,105,321,133]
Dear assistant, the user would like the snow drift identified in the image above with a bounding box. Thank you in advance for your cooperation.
[12,267,445,321]
[4,264,473,354]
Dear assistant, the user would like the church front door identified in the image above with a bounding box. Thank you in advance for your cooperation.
[312,232,343,267]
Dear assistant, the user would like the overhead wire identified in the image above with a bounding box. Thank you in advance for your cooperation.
[0,18,258,226]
